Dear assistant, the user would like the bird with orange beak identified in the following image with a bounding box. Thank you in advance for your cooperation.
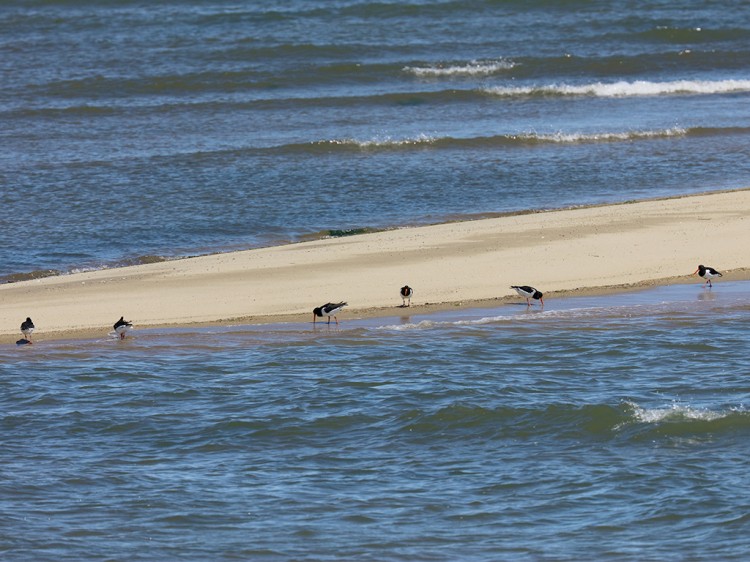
[694,265,722,287]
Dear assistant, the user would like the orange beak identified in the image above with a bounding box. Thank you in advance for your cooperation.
[693,268,699,275]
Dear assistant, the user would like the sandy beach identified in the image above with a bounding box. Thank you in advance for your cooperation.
[2,189,749,343]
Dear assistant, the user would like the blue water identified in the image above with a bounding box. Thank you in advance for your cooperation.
[2,0,750,278]
[2,283,750,560]
[3,1,750,559]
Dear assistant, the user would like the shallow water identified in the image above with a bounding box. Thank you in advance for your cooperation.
[3,282,750,560]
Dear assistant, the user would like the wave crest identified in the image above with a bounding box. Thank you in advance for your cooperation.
[306,128,688,153]
[395,400,750,442]
[404,59,516,77]
[518,127,688,143]
[306,134,437,151]
[484,79,750,98]
[618,401,750,439]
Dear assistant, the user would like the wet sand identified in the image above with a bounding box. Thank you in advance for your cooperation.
[2,189,749,344]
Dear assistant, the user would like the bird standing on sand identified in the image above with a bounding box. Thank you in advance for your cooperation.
[20,317,35,341]
[113,316,133,339]
[511,285,544,306]
[313,302,347,325]
[400,285,413,307]
[694,265,722,287]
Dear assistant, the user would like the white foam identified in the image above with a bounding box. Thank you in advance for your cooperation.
[626,401,724,424]
[320,133,436,148]
[377,312,538,331]
[404,59,516,77]
[529,127,687,143]
[377,320,444,331]
[484,79,750,98]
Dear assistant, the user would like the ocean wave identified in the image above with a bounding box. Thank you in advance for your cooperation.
[396,400,750,441]
[484,79,750,98]
[283,133,438,153]
[13,51,750,110]
[404,59,516,77]
[379,319,448,331]
[626,402,724,424]
[399,402,625,439]
[14,73,750,118]
[282,126,711,155]
[379,307,606,331]
[510,128,689,144]
[619,401,750,439]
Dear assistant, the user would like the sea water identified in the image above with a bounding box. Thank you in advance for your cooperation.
[3,1,750,559]
[2,283,750,560]
[1,0,750,277]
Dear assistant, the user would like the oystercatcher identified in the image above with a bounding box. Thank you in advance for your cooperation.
[694,265,722,287]
[511,285,544,306]
[313,302,347,325]
[20,317,34,341]
[113,316,133,339]
[400,285,413,307]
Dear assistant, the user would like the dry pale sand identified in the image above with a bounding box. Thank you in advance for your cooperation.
[3,189,749,343]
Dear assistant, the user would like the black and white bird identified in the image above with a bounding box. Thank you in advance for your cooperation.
[113,316,133,339]
[20,317,35,340]
[400,285,413,307]
[511,285,544,306]
[313,302,347,325]
[693,265,722,287]
[694,265,722,287]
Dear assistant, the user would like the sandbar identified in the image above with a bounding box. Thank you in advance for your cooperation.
[2,189,749,343]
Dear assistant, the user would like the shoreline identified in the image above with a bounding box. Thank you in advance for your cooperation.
[4,275,750,346]
[3,188,749,344]
[3,187,745,285]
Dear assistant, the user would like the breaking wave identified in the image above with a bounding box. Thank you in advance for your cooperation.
[395,400,750,441]
[280,126,744,154]
[484,79,750,98]
[404,59,516,77]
